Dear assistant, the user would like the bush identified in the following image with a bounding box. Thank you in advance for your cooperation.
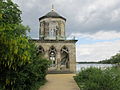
[13,56,50,90]
[0,42,50,90]
[74,67,120,90]
[0,0,50,89]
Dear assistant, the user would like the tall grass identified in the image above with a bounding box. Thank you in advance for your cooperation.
[74,67,120,90]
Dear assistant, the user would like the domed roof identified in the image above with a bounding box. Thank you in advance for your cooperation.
[39,10,66,21]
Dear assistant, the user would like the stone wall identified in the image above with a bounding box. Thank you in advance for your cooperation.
[39,18,66,40]
[34,40,77,73]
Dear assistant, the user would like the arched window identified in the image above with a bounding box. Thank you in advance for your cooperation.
[37,46,44,55]
[49,46,57,67]
[60,46,69,68]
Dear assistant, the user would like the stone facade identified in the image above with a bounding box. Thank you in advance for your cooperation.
[39,18,66,40]
[33,8,77,73]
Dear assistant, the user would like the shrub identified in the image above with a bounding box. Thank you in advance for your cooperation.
[0,42,50,90]
[13,56,50,90]
[0,0,50,89]
[75,67,120,90]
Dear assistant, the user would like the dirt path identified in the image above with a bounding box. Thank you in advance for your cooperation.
[39,74,80,90]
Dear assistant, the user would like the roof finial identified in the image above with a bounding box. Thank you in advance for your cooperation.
[52,4,54,11]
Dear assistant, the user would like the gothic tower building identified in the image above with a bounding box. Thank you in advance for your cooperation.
[33,7,77,73]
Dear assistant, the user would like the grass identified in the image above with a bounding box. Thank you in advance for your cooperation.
[74,66,120,90]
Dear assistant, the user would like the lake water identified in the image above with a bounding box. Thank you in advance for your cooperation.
[76,64,113,72]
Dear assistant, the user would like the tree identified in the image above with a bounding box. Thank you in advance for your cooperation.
[0,0,31,71]
[0,0,50,89]
[99,53,120,65]
[110,53,120,65]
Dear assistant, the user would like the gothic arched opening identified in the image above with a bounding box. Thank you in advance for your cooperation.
[60,46,69,68]
[49,46,57,67]
[37,46,45,55]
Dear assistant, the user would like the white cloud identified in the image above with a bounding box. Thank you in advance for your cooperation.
[71,31,120,40]
[12,0,120,62]
[77,40,120,62]
[13,0,120,36]
[111,8,120,22]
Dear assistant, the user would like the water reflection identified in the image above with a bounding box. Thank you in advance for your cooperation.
[76,64,113,72]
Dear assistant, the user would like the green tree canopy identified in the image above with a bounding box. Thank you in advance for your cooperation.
[0,0,50,89]
[0,0,31,70]
[99,53,120,64]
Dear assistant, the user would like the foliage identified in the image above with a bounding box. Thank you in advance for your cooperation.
[75,67,120,90]
[0,0,50,90]
[0,41,50,90]
[99,53,120,65]
[0,0,31,77]
[0,0,22,24]
[0,0,30,35]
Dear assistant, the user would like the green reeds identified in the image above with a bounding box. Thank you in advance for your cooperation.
[74,67,120,90]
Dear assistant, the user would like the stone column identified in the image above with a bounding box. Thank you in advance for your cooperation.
[61,21,65,38]
[69,45,76,73]
[56,50,61,70]
[44,44,49,60]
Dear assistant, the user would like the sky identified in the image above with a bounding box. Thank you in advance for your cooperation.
[13,0,120,62]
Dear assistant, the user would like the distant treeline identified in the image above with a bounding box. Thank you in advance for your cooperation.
[77,62,99,64]
[98,53,120,64]
[77,52,120,64]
